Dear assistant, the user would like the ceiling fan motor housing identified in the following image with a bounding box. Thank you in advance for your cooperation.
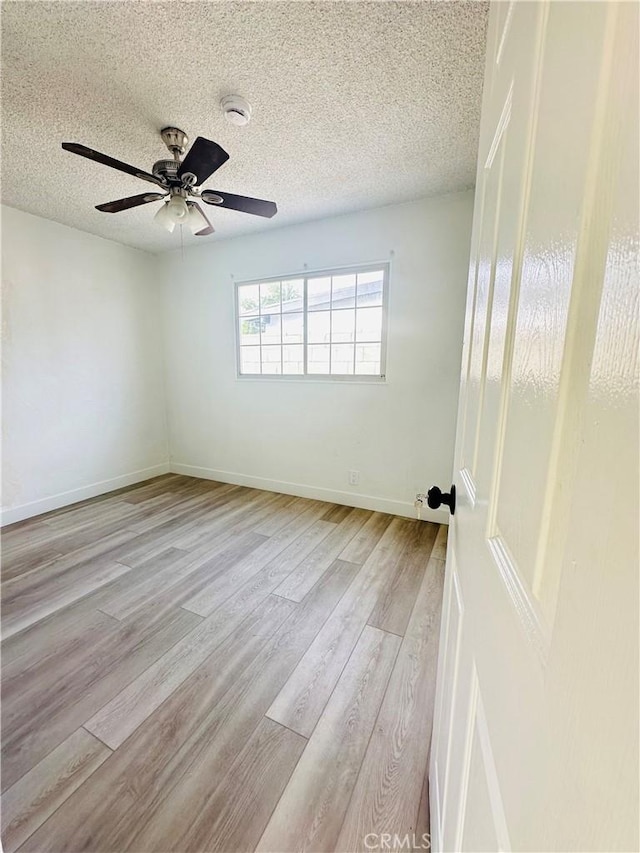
[160,127,188,155]
[152,159,180,182]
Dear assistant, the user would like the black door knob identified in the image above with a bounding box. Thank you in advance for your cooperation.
[427,484,456,516]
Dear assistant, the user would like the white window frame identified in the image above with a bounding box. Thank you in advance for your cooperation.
[234,262,389,382]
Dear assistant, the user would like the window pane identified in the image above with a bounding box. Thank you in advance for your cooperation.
[260,281,281,314]
[357,271,383,307]
[331,308,355,343]
[308,310,331,343]
[240,346,261,374]
[331,274,356,308]
[282,312,304,343]
[240,316,261,346]
[355,343,381,375]
[356,306,383,341]
[260,314,282,344]
[261,345,282,374]
[307,276,331,311]
[238,284,260,316]
[238,266,386,379]
[283,344,304,375]
[281,279,304,312]
[331,344,355,375]
[307,344,330,374]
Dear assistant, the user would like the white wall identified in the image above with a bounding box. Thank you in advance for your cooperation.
[161,192,473,520]
[1,206,168,524]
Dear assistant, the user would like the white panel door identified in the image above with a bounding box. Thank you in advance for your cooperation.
[430,2,639,851]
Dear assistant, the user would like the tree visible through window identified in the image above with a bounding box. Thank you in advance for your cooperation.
[237,265,388,378]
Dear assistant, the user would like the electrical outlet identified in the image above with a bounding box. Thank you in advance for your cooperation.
[348,470,360,486]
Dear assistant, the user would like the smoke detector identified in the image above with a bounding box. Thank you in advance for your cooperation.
[221,95,252,127]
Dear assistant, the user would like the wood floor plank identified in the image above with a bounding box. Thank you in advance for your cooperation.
[18,595,298,853]
[272,507,371,602]
[37,500,149,542]
[368,520,438,636]
[113,487,288,574]
[253,495,314,536]
[1,526,140,600]
[119,535,272,625]
[161,717,306,853]
[1,559,134,640]
[2,505,158,580]
[1,606,118,681]
[117,474,190,504]
[432,524,448,560]
[125,483,243,535]
[334,547,445,852]
[266,517,414,736]
[85,535,359,751]
[85,564,296,749]
[43,493,173,533]
[338,511,394,565]
[262,518,338,576]
[1,543,65,582]
[1,517,55,549]
[100,533,266,621]
[321,503,356,524]
[77,495,290,625]
[108,561,363,853]
[1,728,111,853]
[172,489,289,549]
[257,625,401,853]
[181,502,333,617]
[93,546,192,620]
[1,606,201,792]
[111,494,245,568]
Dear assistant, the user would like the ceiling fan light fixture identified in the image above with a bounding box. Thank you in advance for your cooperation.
[166,194,189,223]
[187,202,208,235]
[154,201,176,233]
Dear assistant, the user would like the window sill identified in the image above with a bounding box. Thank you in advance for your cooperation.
[235,374,387,385]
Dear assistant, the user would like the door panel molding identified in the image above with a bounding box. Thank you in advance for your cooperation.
[488,535,549,664]
[452,664,479,853]
[530,1,627,622]
[435,566,465,849]
[459,467,476,507]
[461,687,512,852]
[495,1,516,69]
[485,2,550,539]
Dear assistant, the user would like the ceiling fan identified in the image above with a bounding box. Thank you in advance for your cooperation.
[61,127,277,236]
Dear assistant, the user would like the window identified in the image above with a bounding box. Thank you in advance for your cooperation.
[236,264,388,379]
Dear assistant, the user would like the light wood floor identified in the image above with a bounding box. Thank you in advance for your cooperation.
[1,474,446,853]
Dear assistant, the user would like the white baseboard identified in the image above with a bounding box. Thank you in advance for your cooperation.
[0,463,171,526]
[170,462,448,524]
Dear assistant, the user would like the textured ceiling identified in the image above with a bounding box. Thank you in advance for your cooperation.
[1,1,488,254]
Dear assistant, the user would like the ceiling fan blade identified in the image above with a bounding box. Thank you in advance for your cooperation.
[62,142,167,188]
[201,189,277,218]
[178,137,229,185]
[95,192,166,213]
[191,202,215,236]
